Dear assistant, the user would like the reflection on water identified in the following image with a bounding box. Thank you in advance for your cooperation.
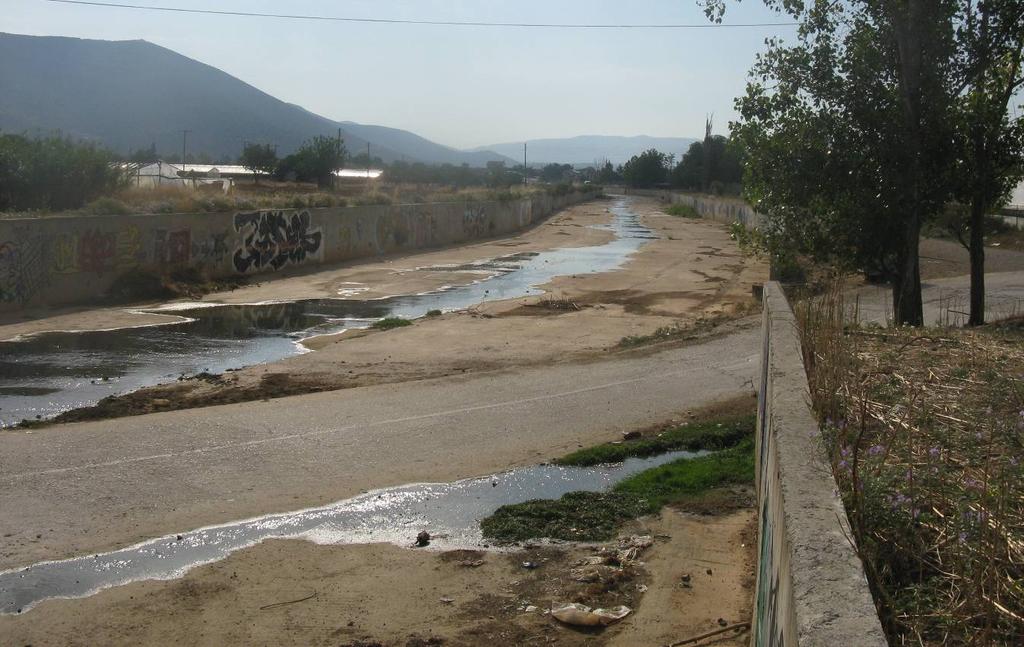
[0,450,698,614]
[0,198,653,426]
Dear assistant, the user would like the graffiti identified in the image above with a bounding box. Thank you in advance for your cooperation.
[76,230,117,273]
[53,233,79,274]
[154,229,192,265]
[191,232,229,265]
[336,226,354,255]
[116,225,144,269]
[232,209,323,273]
[375,214,394,251]
[0,238,50,305]
[53,227,140,274]
[463,207,489,239]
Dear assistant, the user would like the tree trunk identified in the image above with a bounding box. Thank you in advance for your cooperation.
[893,214,924,326]
[968,199,986,325]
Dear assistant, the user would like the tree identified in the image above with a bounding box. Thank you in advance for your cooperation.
[0,134,126,211]
[596,160,622,184]
[707,0,960,325]
[239,143,277,184]
[672,135,743,193]
[621,149,670,188]
[951,2,1024,325]
[276,135,346,188]
[540,163,573,183]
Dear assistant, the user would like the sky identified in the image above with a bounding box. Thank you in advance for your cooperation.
[5,0,798,150]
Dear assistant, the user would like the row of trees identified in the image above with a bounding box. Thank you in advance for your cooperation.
[240,135,346,188]
[707,0,1024,326]
[0,134,125,211]
[618,132,743,192]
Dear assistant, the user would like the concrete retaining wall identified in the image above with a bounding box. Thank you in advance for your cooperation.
[624,188,763,229]
[0,192,588,311]
[755,282,887,646]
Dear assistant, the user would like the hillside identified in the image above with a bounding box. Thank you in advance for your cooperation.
[477,135,699,167]
[0,32,512,166]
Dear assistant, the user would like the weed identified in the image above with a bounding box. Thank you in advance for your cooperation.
[664,203,700,218]
[426,309,443,317]
[556,414,754,467]
[85,196,132,215]
[481,442,755,543]
[371,317,412,330]
[796,282,1024,645]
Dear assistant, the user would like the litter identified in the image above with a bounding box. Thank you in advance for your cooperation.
[551,603,631,627]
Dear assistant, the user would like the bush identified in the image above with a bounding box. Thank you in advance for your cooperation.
[665,203,699,218]
[86,197,132,215]
[371,317,411,330]
[0,133,127,211]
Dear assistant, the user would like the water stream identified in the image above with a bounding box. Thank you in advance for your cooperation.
[0,198,654,426]
[0,450,698,614]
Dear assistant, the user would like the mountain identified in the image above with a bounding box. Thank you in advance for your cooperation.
[477,135,699,167]
[0,32,513,166]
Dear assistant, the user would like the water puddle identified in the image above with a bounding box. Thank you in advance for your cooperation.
[0,198,653,426]
[0,450,697,614]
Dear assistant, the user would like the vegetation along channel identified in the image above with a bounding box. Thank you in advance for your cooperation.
[0,198,653,427]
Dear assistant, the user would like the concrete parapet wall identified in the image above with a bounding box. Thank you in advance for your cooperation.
[755,282,887,646]
[0,192,587,311]
[624,188,763,229]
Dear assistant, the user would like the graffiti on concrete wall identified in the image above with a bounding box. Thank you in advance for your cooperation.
[463,207,490,239]
[191,232,229,265]
[0,237,50,305]
[53,226,143,275]
[232,209,323,273]
[154,229,192,265]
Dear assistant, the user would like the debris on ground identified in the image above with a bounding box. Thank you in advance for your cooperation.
[415,531,431,547]
[551,603,631,627]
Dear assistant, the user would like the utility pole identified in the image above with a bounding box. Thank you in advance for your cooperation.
[523,142,528,186]
[366,142,372,190]
[181,129,191,167]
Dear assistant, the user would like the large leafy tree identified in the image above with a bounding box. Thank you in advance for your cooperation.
[621,149,672,188]
[952,2,1024,325]
[239,143,278,184]
[672,135,743,193]
[709,0,960,325]
[277,135,346,188]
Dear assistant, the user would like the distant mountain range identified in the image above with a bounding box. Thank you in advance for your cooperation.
[0,32,697,169]
[0,32,513,166]
[476,135,699,167]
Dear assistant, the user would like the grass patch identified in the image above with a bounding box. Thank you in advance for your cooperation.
[426,309,443,317]
[664,203,700,218]
[371,317,412,330]
[481,442,754,543]
[556,414,754,467]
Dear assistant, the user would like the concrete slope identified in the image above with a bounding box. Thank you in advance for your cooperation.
[0,325,760,570]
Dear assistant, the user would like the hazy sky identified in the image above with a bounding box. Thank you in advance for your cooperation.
[7,0,797,149]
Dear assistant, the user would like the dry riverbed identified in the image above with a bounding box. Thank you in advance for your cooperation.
[14,197,767,424]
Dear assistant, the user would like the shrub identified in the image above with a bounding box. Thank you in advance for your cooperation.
[665,203,699,218]
[0,133,127,211]
[371,317,411,330]
[86,197,132,215]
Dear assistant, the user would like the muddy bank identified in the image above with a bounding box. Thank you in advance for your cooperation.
[0,509,755,647]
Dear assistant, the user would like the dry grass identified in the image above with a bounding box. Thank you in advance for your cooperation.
[796,284,1024,646]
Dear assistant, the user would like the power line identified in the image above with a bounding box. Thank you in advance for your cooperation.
[43,0,798,30]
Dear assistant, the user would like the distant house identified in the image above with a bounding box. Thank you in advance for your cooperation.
[334,168,384,185]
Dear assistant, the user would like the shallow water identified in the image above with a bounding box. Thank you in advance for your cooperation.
[0,198,653,426]
[0,450,698,614]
